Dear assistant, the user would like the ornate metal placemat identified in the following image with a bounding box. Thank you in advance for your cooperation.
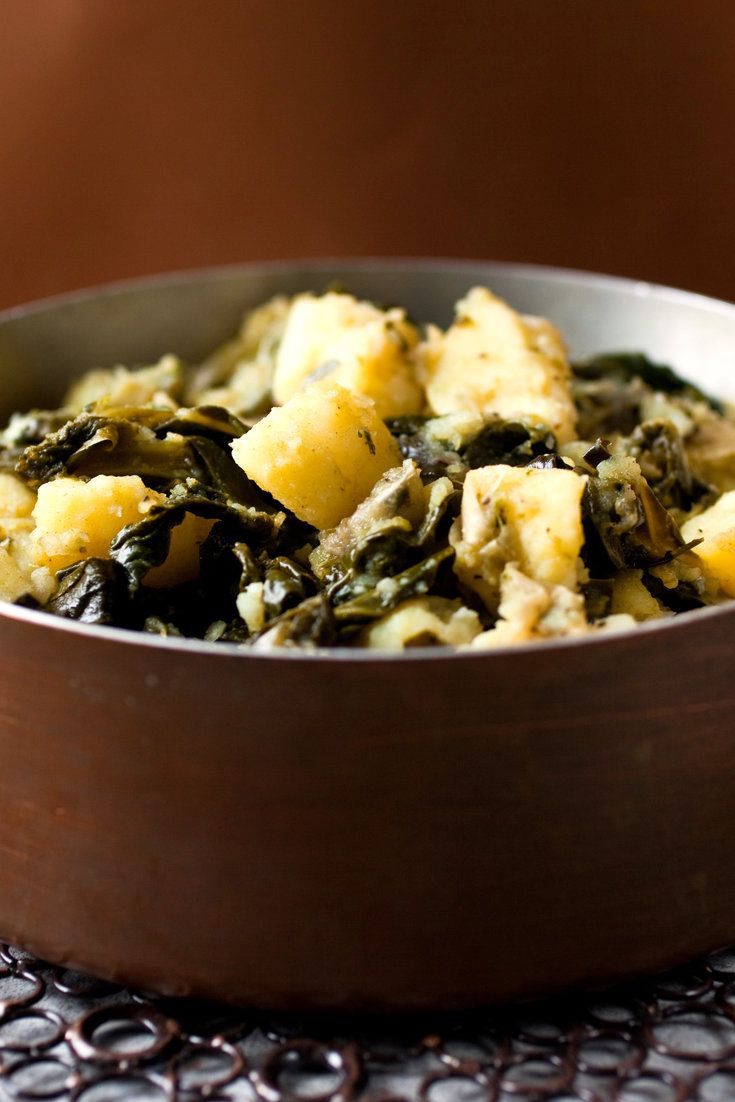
[2,941,735,1100]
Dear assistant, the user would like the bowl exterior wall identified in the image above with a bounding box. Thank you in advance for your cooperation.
[0,608,733,1009]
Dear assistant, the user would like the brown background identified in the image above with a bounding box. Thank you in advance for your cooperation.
[0,0,733,311]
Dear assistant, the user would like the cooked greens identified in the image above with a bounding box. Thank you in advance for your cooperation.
[1,284,734,651]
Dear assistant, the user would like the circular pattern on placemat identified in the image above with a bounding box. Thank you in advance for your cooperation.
[2,946,735,1099]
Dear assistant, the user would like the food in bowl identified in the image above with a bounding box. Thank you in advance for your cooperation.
[0,284,733,651]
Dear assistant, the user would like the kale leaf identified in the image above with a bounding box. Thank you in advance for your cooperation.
[252,595,337,648]
[47,559,131,625]
[386,414,557,483]
[110,488,286,590]
[461,418,556,469]
[627,419,711,512]
[331,545,455,627]
[581,443,703,599]
[573,352,723,410]
[14,406,259,504]
[572,352,724,439]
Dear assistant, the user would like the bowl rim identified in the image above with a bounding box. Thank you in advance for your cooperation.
[2,255,734,664]
[2,255,735,324]
[1,586,734,663]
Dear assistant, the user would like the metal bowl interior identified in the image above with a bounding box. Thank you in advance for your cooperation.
[0,259,734,1011]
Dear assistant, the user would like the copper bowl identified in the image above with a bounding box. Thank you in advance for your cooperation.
[1,260,734,1012]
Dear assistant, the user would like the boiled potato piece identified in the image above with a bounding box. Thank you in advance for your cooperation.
[32,474,215,587]
[272,292,423,417]
[469,563,589,648]
[684,410,735,493]
[0,473,36,518]
[231,381,403,529]
[359,597,482,650]
[192,359,273,417]
[421,287,577,443]
[310,459,426,579]
[451,464,587,609]
[0,516,56,604]
[681,491,735,596]
[144,513,216,589]
[187,294,290,412]
[610,569,666,620]
[65,355,183,412]
[0,546,33,603]
[31,475,161,573]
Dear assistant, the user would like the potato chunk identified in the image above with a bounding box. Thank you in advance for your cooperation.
[187,294,290,413]
[359,597,482,650]
[231,382,403,529]
[272,292,424,417]
[0,514,56,604]
[65,355,183,412]
[144,514,216,589]
[310,459,426,579]
[469,563,589,648]
[0,472,36,518]
[451,464,587,609]
[610,569,666,620]
[684,410,735,493]
[681,492,735,596]
[0,546,34,603]
[31,475,216,587]
[31,475,159,573]
[421,287,576,443]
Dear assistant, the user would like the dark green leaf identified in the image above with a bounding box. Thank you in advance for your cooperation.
[583,451,686,572]
[252,594,336,648]
[387,414,556,482]
[47,559,131,625]
[143,615,183,637]
[110,491,286,589]
[333,546,455,625]
[574,352,724,411]
[572,353,724,439]
[627,419,711,511]
[461,418,556,469]
[262,556,315,618]
[14,407,261,504]
[386,415,465,482]
[581,578,614,620]
[0,408,73,471]
[16,410,190,486]
[155,405,250,442]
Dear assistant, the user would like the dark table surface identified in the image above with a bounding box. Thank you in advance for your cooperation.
[1,940,735,1101]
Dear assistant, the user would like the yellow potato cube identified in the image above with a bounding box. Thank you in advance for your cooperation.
[681,492,735,596]
[31,475,161,574]
[144,513,215,589]
[420,287,577,443]
[451,464,587,609]
[0,516,56,604]
[684,411,735,493]
[64,355,183,411]
[610,569,665,620]
[186,294,290,412]
[231,381,403,529]
[359,597,482,650]
[0,472,36,518]
[272,292,424,418]
[31,474,216,587]
[0,546,33,602]
[468,563,589,647]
